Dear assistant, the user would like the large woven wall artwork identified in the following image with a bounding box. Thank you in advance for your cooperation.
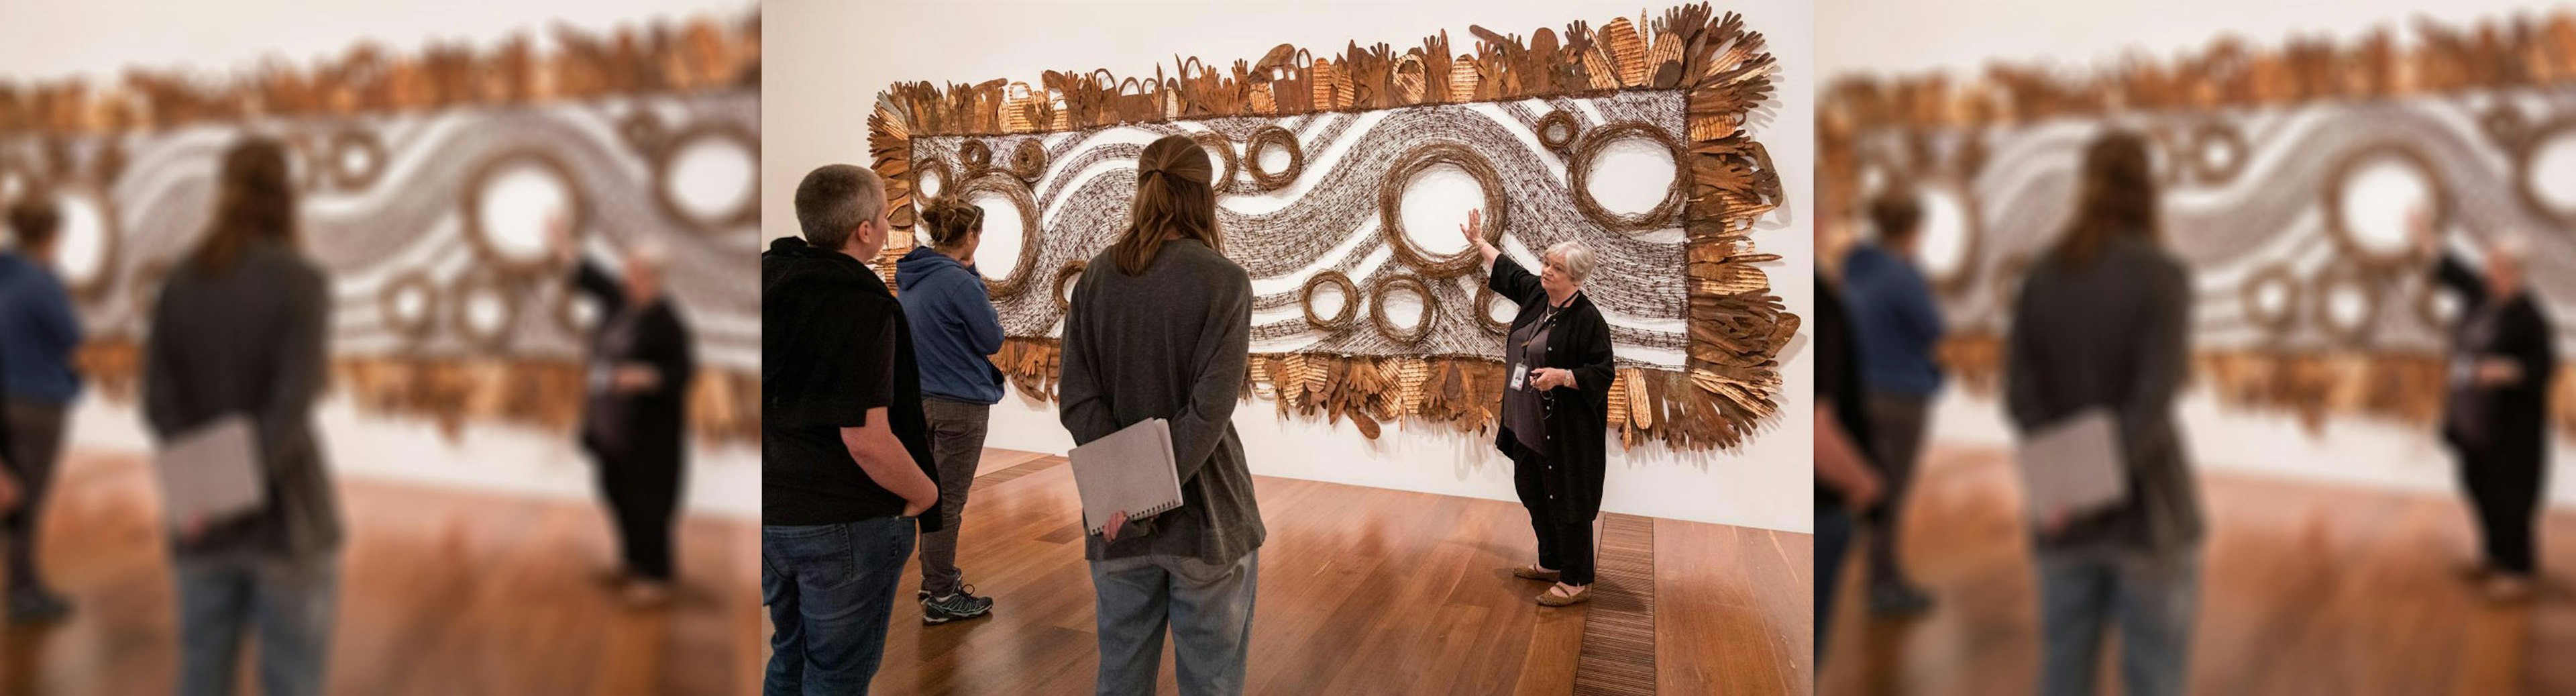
[1821,11,2576,437]
[0,13,763,444]
[870,3,1794,451]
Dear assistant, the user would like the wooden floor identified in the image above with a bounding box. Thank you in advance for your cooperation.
[0,451,761,696]
[1819,446,2576,696]
[851,450,1812,695]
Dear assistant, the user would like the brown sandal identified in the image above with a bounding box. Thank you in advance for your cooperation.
[1536,584,1591,607]
[1511,565,1561,583]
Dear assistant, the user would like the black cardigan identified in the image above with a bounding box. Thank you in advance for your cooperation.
[571,260,695,469]
[2434,254,2559,465]
[1487,256,1617,521]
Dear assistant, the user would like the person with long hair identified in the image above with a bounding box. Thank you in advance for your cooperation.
[0,194,83,622]
[1460,210,1618,607]
[548,217,695,609]
[143,136,343,696]
[896,197,1004,625]
[2410,209,2557,603]
[1057,134,1265,695]
[2003,131,2203,696]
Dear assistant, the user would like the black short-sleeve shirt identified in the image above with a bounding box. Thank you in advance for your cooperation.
[763,260,941,528]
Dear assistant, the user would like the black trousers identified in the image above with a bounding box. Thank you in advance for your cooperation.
[1509,444,1596,586]
[4,400,68,593]
[2455,446,2543,575]
[595,449,683,581]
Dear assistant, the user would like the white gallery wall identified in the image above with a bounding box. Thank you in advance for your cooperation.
[1819,0,2576,509]
[767,0,1818,532]
[0,0,759,519]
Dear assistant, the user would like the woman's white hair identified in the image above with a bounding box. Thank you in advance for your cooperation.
[1544,240,1599,284]
[627,238,672,274]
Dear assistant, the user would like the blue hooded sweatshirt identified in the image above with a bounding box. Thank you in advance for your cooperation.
[896,246,1007,405]
[1840,244,1945,398]
[0,252,82,404]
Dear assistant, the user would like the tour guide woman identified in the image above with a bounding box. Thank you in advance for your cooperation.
[1464,209,1617,606]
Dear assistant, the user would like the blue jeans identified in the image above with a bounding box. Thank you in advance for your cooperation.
[1814,505,1854,666]
[174,555,340,696]
[1089,550,1258,696]
[2036,548,2202,696]
[762,516,917,696]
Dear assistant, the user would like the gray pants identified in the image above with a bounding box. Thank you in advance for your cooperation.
[2037,549,2201,696]
[175,555,340,696]
[1090,550,1258,696]
[915,397,990,597]
[3,399,68,595]
[1864,391,1931,589]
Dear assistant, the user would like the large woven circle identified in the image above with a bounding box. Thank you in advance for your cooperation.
[1537,111,1580,154]
[2241,264,2302,339]
[460,148,590,275]
[1379,142,1506,277]
[2185,121,2248,185]
[1474,283,1513,336]
[2309,260,2380,347]
[1300,270,1358,332]
[953,174,1044,301]
[1245,126,1303,191]
[1052,260,1085,312]
[651,120,761,234]
[1193,132,1240,191]
[1368,273,1438,344]
[959,140,994,179]
[2513,117,2576,230]
[326,128,388,192]
[2324,142,2448,267]
[377,270,441,346]
[447,268,521,354]
[1010,139,1049,183]
[913,155,955,204]
[1568,121,1688,231]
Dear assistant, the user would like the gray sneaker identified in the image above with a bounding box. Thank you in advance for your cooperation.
[921,585,994,625]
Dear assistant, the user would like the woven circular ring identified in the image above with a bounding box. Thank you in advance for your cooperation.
[959,140,995,179]
[1245,126,1304,191]
[1474,284,1513,336]
[2481,103,2528,149]
[1300,270,1358,332]
[651,120,761,234]
[2512,117,2576,230]
[1537,111,1580,154]
[952,174,1044,301]
[378,269,442,346]
[2324,142,2449,267]
[2241,264,2303,339]
[1379,142,1507,277]
[1368,272,1440,345]
[1010,139,1049,183]
[447,267,521,354]
[1193,132,1240,191]
[326,128,389,192]
[1568,121,1688,231]
[1053,260,1085,312]
[460,148,590,275]
[618,108,667,155]
[912,153,955,204]
[2415,275,2455,331]
[2185,121,2248,185]
[2309,259,2381,347]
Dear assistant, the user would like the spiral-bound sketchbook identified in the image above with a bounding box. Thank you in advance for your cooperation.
[2015,407,2128,524]
[1069,418,1183,536]
[154,414,266,528]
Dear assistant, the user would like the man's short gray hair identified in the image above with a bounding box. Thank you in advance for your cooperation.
[1544,240,1599,284]
[795,164,884,251]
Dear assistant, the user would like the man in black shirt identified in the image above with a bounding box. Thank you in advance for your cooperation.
[762,164,943,694]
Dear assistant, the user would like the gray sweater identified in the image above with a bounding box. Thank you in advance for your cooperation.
[1058,239,1266,565]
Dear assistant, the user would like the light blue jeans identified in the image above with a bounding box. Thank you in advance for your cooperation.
[1089,549,1258,696]
[174,555,340,696]
[2035,548,2202,696]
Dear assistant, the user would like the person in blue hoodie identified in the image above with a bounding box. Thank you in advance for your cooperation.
[0,195,80,623]
[896,197,1007,625]
[1841,193,1945,617]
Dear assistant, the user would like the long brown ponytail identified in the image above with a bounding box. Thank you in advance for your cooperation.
[189,137,301,273]
[2049,131,2159,268]
[1110,134,1221,275]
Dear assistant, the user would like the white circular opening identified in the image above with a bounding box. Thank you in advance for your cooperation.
[463,288,508,334]
[971,191,1024,282]
[340,144,376,181]
[2530,133,2576,213]
[667,136,755,223]
[2199,136,2241,177]
[389,283,431,324]
[1309,280,1347,319]
[918,167,946,199]
[0,171,21,203]
[1256,140,1295,175]
[1586,134,1678,219]
[2337,153,2434,257]
[53,190,109,289]
[2255,280,2293,317]
[2425,289,2460,325]
[476,161,573,264]
[1915,187,1972,280]
[1487,291,1517,326]
[565,292,599,328]
[1378,283,1430,332]
[1399,164,1483,258]
[2323,282,2370,328]
[1859,163,1888,199]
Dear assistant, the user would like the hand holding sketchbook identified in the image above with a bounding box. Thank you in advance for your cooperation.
[1069,418,1183,536]
[154,414,268,530]
[2015,407,2127,525]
